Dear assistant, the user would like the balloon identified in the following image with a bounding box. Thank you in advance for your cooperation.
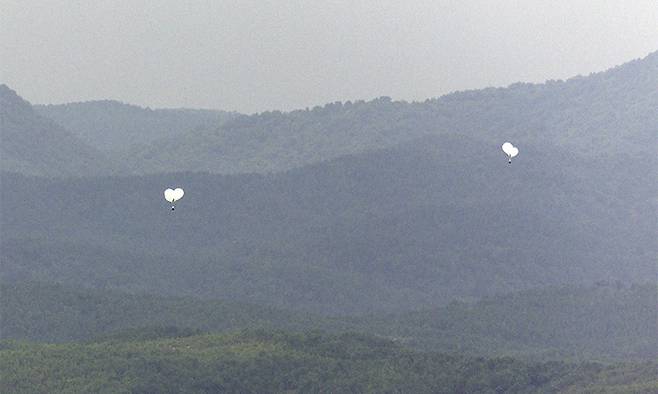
[501,142,519,163]
[164,188,184,203]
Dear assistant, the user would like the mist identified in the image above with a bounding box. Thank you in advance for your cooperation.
[2,0,657,112]
[1,2,657,392]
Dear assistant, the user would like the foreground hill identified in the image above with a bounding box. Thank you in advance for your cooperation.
[2,282,655,362]
[35,100,236,153]
[2,132,654,314]
[2,330,657,393]
[357,283,657,362]
[0,85,120,177]
[0,282,323,343]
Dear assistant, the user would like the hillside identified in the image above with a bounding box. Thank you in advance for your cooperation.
[2,330,656,393]
[2,126,655,312]
[2,282,655,362]
[0,85,120,177]
[357,283,657,362]
[127,51,658,174]
[35,101,237,153]
[1,132,654,314]
[125,97,431,174]
[6,52,656,177]
[0,282,322,343]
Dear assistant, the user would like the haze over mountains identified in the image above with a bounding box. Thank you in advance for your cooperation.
[2,53,656,309]
[2,134,654,314]
[34,100,237,153]
[1,52,656,384]
[3,51,657,177]
[0,86,119,177]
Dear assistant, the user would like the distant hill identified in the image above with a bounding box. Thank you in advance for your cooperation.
[6,51,657,177]
[35,100,237,153]
[127,51,658,174]
[0,85,120,176]
[2,329,657,393]
[2,282,655,362]
[2,133,654,314]
[125,97,432,174]
[429,50,658,158]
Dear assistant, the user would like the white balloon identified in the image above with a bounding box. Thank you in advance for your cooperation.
[164,189,175,203]
[509,146,519,158]
[164,188,184,203]
[501,142,514,156]
[172,188,184,201]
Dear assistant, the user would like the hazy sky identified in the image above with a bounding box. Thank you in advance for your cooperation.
[2,1,657,113]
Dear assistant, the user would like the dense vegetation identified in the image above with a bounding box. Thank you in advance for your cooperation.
[2,134,653,314]
[2,282,655,362]
[2,330,657,393]
[0,282,322,343]
[357,283,657,362]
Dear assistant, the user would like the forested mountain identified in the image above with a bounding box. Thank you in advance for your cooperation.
[2,282,655,362]
[0,281,322,343]
[360,283,657,362]
[125,97,431,174]
[6,51,656,177]
[125,51,658,174]
[2,330,657,393]
[2,131,653,314]
[35,101,236,153]
[0,85,120,176]
[2,53,656,391]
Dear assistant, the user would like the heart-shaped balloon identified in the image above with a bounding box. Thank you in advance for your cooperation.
[164,188,185,203]
[502,142,519,158]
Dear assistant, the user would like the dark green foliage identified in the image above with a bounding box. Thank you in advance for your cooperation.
[91,326,203,342]
[0,281,325,343]
[2,330,656,393]
[352,283,658,362]
[2,282,655,362]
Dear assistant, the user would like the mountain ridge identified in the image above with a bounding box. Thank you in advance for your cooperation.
[2,133,653,314]
[0,84,122,177]
[4,50,656,177]
[34,99,237,153]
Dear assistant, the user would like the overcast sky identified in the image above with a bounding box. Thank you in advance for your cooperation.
[2,1,657,113]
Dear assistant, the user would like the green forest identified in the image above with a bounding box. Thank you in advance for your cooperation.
[2,330,657,393]
[1,50,656,392]
[2,282,655,362]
